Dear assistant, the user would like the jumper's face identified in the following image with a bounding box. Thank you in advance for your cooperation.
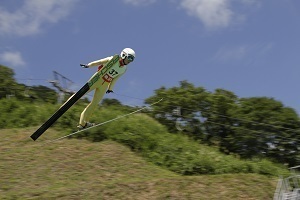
[124,54,135,65]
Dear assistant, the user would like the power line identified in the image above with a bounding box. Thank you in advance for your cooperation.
[17,78,48,81]
[152,109,300,144]
[111,93,300,133]
[1,83,299,133]
[177,106,299,132]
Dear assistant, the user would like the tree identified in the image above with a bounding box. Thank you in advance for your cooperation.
[0,65,18,99]
[227,97,300,165]
[145,81,300,166]
[30,85,57,104]
[202,89,239,150]
[0,65,58,103]
[101,98,122,106]
[145,80,210,138]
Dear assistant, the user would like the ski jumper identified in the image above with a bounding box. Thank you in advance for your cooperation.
[79,56,127,126]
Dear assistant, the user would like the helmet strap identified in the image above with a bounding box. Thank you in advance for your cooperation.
[119,58,126,66]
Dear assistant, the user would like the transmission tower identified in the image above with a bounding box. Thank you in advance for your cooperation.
[49,71,75,104]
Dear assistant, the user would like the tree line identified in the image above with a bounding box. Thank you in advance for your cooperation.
[1,64,299,167]
[0,65,59,103]
[145,80,300,167]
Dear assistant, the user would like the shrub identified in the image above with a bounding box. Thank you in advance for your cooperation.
[0,99,288,176]
[74,108,288,176]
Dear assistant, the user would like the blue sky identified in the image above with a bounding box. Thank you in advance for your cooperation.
[0,0,300,113]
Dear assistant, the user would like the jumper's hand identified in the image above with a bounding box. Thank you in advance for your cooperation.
[80,64,89,68]
[106,90,113,94]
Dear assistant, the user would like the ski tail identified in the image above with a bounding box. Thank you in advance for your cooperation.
[30,83,90,141]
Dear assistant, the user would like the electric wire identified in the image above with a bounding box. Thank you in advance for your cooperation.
[110,93,300,144]
[151,109,299,144]
[112,92,300,133]
[2,83,299,133]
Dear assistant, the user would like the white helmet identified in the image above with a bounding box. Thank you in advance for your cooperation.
[120,48,136,62]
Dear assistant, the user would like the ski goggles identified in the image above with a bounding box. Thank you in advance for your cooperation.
[127,54,135,62]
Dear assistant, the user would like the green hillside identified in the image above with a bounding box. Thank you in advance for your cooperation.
[0,65,294,199]
[1,128,279,199]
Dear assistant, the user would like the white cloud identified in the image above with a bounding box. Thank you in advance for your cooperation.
[122,0,260,30]
[0,51,26,68]
[0,0,78,36]
[180,0,233,29]
[123,0,157,6]
[179,0,261,29]
[122,0,234,29]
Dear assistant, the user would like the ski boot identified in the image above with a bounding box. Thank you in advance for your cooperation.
[77,122,95,130]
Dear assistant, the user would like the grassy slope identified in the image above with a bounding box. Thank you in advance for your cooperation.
[0,128,278,200]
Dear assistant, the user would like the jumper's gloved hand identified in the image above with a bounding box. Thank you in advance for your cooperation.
[106,90,113,94]
[80,64,89,68]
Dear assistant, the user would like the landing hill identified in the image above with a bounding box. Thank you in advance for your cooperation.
[1,127,281,199]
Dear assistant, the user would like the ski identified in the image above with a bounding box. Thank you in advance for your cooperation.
[45,98,163,144]
[30,54,120,141]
